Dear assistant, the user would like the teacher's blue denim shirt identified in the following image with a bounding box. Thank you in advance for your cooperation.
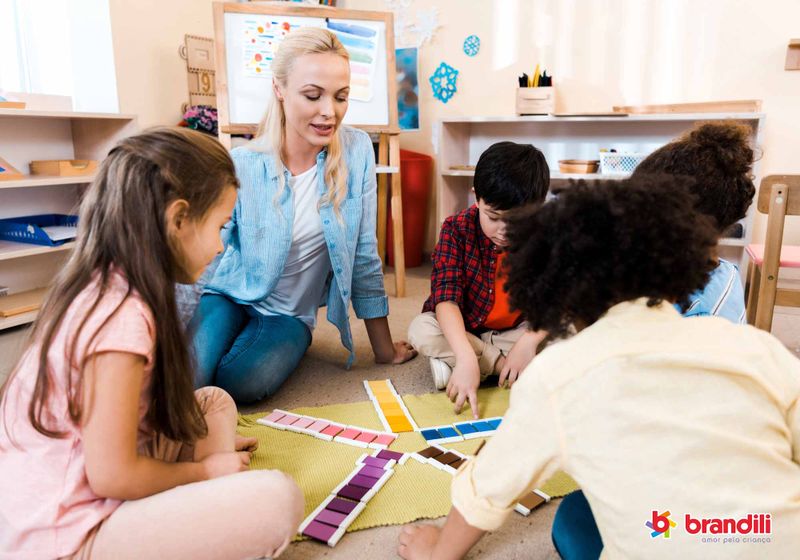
[204,126,388,367]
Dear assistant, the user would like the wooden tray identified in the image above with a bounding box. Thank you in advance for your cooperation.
[30,159,98,177]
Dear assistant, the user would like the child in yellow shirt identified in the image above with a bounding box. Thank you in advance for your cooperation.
[397,176,800,560]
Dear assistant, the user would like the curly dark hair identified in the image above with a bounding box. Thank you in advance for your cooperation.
[504,177,719,336]
[632,122,756,233]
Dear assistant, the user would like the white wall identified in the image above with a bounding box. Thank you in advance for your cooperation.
[106,0,800,250]
[341,0,800,249]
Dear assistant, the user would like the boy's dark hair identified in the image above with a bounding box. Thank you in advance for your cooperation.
[632,122,755,233]
[504,177,718,337]
[473,141,550,210]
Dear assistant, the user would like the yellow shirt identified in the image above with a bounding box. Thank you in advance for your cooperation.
[451,298,800,558]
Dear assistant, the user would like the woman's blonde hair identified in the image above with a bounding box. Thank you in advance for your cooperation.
[252,27,350,215]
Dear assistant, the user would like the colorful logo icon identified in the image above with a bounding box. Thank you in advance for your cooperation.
[647,510,676,538]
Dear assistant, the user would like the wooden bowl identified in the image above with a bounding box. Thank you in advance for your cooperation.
[558,159,600,174]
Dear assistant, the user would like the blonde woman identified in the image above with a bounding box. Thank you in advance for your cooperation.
[190,28,416,403]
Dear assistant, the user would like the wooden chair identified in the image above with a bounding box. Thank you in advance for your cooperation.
[745,175,800,331]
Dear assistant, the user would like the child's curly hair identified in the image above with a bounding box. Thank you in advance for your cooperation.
[632,122,756,233]
[504,177,719,336]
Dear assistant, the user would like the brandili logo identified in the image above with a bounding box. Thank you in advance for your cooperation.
[646,510,677,538]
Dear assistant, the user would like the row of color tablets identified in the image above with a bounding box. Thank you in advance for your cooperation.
[411,444,551,516]
[257,409,397,449]
[363,379,418,433]
[299,449,406,547]
[410,444,469,474]
[420,417,503,444]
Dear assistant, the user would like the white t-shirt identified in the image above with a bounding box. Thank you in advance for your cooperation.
[252,165,331,329]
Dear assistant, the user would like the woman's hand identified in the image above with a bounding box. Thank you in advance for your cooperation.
[391,340,417,364]
[398,524,440,560]
[366,317,418,364]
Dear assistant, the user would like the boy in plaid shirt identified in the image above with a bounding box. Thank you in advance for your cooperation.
[408,142,550,418]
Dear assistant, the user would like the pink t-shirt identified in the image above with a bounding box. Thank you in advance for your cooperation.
[0,271,155,559]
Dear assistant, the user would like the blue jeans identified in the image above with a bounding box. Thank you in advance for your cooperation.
[189,294,312,403]
[551,491,603,560]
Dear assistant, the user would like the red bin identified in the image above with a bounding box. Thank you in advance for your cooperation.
[387,149,433,268]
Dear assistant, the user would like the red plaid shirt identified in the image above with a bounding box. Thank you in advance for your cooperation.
[423,205,503,332]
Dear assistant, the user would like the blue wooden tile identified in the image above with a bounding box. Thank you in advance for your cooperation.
[421,428,441,440]
[487,418,502,430]
[437,426,459,438]
[454,422,477,434]
[472,421,492,432]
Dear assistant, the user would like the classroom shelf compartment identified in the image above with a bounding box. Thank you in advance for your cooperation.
[0,108,136,121]
[0,309,38,331]
[0,240,75,261]
[437,113,766,283]
[0,175,96,190]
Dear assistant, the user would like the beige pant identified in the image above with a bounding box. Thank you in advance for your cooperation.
[408,312,528,379]
[67,387,304,560]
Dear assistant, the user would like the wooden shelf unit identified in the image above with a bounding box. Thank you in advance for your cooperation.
[0,110,136,331]
[436,113,765,278]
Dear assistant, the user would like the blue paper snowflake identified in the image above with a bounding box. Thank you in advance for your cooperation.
[463,35,480,56]
[429,62,459,104]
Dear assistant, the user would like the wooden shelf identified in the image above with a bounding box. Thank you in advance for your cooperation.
[0,288,47,330]
[0,309,37,330]
[442,169,631,180]
[719,238,748,247]
[440,112,765,124]
[0,241,75,261]
[0,175,95,190]
[0,108,136,120]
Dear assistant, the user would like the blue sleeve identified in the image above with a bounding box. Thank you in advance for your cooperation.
[350,134,389,319]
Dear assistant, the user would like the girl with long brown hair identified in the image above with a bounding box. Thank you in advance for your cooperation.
[0,127,303,559]
[189,27,416,404]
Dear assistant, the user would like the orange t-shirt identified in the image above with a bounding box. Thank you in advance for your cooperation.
[483,252,522,330]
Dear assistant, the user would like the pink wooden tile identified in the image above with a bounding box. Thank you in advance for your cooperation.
[263,410,286,423]
[276,414,300,426]
[308,419,330,433]
[337,428,361,440]
[292,417,314,429]
[321,424,344,437]
[372,434,396,446]
[355,432,377,443]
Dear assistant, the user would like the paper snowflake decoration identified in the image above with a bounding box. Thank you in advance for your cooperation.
[463,35,480,57]
[413,7,441,47]
[429,62,458,104]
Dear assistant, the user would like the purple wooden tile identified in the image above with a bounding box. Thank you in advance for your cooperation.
[349,474,378,489]
[357,465,386,479]
[327,498,358,514]
[337,484,368,501]
[362,456,391,469]
[303,520,337,542]
[376,449,404,461]
[316,508,348,527]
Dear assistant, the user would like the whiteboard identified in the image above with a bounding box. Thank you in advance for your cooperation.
[222,11,391,127]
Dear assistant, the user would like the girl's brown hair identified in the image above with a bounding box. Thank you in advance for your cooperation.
[1,127,238,444]
[632,122,756,233]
